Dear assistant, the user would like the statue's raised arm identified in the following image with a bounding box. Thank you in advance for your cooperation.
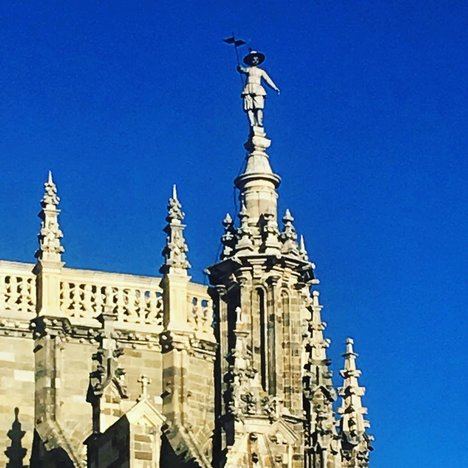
[237,50,280,129]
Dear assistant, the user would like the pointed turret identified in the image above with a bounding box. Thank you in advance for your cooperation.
[303,291,340,467]
[160,185,191,275]
[35,171,64,264]
[338,338,373,467]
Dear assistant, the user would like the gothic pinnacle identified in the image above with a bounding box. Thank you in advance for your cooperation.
[35,171,64,264]
[161,185,191,275]
[235,202,253,252]
[338,338,373,464]
[303,290,339,465]
[304,290,335,395]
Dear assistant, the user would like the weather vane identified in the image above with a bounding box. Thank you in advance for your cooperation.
[224,35,280,129]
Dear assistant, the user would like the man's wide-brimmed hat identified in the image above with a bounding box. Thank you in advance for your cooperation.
[243,50,265,66]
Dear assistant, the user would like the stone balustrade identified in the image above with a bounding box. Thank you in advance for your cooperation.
[0,261,36,318]
[60,267,164,329]
[187,282,213,337]
[0,260,215,340]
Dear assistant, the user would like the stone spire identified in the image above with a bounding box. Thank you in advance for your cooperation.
[35,171,64,264]
[161,185,191,275]
[338,338,373,467]
[303,291,340,466]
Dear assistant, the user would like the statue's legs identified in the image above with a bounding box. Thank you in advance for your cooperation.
[247,110,256,127]
[256,109,264,127]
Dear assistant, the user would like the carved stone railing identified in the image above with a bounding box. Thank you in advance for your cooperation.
[60,268,163,329]
[0,261,36,318]
[187,283,214,338]
[0,260,215,339]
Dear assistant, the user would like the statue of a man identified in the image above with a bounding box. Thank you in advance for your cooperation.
[237,50,280,128]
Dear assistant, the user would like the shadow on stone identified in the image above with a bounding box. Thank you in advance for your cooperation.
[30,430,74,468]
[160,434,199,467]
[4,407,27,468]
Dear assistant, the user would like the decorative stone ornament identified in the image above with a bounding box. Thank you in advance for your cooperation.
[35,171,64,264]
[161,185,191,274]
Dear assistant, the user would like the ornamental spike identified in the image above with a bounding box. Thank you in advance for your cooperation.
[281,208,299,255]
[223,213,233,225]
[303,290,339,463]
[35,171,64,264]
[161,185,191,275]
[235,202,253,252]
[338,337,373,465]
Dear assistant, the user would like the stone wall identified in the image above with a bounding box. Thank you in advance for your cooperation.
[0,335,35,468]
[0,261,36,467]
[0,259,216,467]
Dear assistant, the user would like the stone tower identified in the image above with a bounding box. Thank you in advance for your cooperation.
[207,124,373,466]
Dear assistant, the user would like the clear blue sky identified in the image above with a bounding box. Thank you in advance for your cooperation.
[0,1,466,466]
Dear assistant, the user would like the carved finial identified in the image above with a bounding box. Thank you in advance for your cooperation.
[137,375,151,402]
[35,171,64,264]
[262,212,281,251]
[42,171,60,206]
[223,213,233,225]
[167,184,184,224]
[345,337,355,354]
[312,290,320,306]
[236,202,253,252]
[281,209,299,255]
[161,185,191,274]
[338,338,373,463]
